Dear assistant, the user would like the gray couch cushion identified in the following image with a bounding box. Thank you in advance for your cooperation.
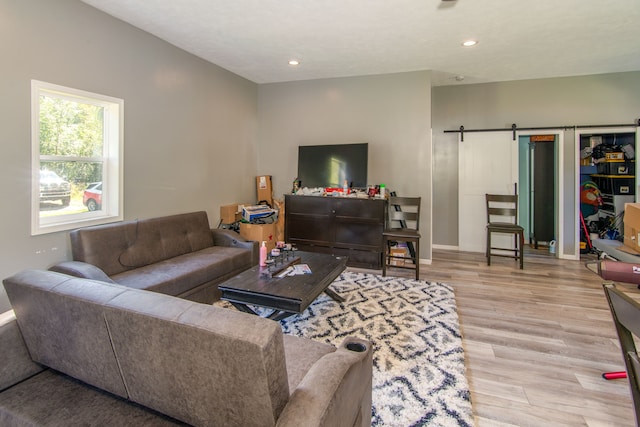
[111,245,252,296]
[70,211,214,276]
[3,270,130,398]
[70,220,138,276]
[0,311,43,392]
[117,211,214,267]
[0,370,186,426]
[104,289,291,427]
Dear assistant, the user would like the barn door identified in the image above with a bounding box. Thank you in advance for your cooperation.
[459,131,519,252]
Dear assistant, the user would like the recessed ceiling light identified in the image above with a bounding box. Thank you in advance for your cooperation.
[288,60,300,66]
[462,40,478,47]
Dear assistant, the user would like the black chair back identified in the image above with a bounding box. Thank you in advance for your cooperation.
[387,197,421,231]
[486,194,518,225]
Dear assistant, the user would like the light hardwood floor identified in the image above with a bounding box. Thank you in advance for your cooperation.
[377,248,638,427]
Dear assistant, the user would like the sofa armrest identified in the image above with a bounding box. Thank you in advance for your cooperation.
[49,261,116,283]
[276,337,373,427]
[211,228,259,265]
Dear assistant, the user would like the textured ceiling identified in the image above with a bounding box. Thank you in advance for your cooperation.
[81,0,640,86]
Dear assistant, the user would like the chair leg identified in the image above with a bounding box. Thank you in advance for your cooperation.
[414,240,420,280]
[382,238,388,277]
[486,229,491,266]
[519,231,524,269]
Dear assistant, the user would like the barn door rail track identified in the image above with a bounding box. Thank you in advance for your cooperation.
[444,120,640,142]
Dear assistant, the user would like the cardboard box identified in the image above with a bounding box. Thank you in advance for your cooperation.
[256,175,273,206]
[220,204,241,224]
[390,247,409,266]
[623,203,640,253]
[240,222,276,251]
[273,198,285,242]
[242,205,276,222]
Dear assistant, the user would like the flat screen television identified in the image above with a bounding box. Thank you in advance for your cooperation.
[297,143,368,188]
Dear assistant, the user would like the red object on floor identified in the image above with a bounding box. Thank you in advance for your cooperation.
[603,371,628,380]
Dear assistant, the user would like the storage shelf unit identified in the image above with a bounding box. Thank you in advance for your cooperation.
[590,174,634,196]
[285,195,386,269]
[590,174,635,235]
[580,132,637,243]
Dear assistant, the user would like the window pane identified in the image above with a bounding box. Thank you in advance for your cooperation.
[39,161,104,217]
[39,95,104,157]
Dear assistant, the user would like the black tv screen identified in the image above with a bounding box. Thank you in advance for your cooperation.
[297,143,368,188]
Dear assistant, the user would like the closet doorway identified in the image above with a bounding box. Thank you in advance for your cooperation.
[518,134,557,253]
[577,127,639,258]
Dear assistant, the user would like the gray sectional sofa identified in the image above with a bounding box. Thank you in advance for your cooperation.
[51,211,257,303]
[0,269,373,426]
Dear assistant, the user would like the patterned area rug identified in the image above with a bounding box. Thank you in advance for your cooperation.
[280,271,474,427]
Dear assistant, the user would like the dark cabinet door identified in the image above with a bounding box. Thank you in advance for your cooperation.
[285,195,331,245]
[285,195,386,268]
[333,198,385,250]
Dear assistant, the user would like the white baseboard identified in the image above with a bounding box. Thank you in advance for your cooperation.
[432,244,460,251]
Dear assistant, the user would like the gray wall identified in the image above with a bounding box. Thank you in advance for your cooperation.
[432,72,640,251]
[0,0,258,311]
[257,71,432,259]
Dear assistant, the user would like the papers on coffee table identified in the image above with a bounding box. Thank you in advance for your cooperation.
[292,264,312,275]
[275,263,312,278]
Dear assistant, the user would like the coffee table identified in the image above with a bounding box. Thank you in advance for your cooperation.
[218,251,347,321]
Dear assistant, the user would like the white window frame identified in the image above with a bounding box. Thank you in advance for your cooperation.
[31,80,124,235]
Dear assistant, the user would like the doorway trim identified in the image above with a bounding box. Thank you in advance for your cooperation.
[516,130,567,258]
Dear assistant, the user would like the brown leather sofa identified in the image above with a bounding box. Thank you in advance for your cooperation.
[1,269,373,426]
[51,211,257,303]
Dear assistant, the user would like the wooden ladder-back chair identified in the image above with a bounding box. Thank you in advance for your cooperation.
[382,196,421,280]
[486,194,525,269]
[602,282,640,426]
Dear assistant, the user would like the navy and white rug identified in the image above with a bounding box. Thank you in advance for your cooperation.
[280,271,474,427]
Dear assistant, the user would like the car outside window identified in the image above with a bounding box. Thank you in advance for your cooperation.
[39,170,71,207]
[83,182,102,211]
[31,80,123,235]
